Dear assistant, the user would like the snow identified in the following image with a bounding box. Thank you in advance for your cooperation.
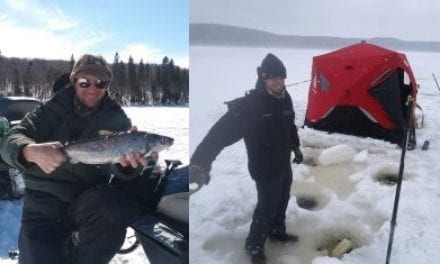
[0,106,188,263]
[190,45,440,264]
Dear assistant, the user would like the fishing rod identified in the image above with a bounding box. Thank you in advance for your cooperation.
[285,79,310,87]
[244,79,311,92]
[432,73,440,93]
[385,95,414,264]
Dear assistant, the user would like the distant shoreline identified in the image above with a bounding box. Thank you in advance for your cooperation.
[190,23,440,53]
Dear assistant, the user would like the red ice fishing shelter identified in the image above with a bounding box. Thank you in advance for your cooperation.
[304,42,418,144]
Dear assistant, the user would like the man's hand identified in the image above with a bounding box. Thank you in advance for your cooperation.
[23,142,66,174]
[189,164,210,187]
[116,126,152,168]
[292,147,303,164]
[117,151,155,168]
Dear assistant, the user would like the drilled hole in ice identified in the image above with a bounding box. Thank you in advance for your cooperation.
[296,195,318,210]
[376,173,398,185]
[316,232,360,258]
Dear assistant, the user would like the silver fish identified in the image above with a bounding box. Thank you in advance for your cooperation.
[63,131,174,164]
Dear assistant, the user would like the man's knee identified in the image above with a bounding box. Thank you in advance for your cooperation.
[72,185,140,227]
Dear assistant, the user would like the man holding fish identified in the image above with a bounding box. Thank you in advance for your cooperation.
[0,54,171,264]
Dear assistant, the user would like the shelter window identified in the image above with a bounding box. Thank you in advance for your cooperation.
[319,73,329,92]
[403,71,411,86]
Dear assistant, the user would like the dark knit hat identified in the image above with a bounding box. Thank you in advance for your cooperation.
[257,53,286,79]
[70,54,112,84]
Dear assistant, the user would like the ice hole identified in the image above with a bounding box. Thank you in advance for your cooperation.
[315,231,361,258]
[291,183,330,211]
[296,195,318,210]
[376,173,399,185]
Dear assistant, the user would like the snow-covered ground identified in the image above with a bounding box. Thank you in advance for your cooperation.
[189,45,440,264]
[0,106,188,263]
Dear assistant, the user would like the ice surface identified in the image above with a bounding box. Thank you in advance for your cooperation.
[190,45,440,264]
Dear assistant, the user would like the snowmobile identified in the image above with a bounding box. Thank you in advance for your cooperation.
[117,160,189,264]
[2,158,189,263]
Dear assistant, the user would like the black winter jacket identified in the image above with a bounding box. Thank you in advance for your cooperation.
[191,84,300,179]
[0,86,139,202]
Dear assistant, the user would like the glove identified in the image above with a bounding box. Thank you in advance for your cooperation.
[189,164,211,187]
[292,147,303,164]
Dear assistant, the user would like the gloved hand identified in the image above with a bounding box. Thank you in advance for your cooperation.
[189,164,211,188]
[292,147,303,164]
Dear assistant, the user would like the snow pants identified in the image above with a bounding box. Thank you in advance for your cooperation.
[18,184,141,264]
[245,171,292,251]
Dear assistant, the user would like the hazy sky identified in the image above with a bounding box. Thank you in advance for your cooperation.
[191,0,439,42]
[0,0,188,67]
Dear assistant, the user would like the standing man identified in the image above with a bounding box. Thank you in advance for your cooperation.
[1,54,149,264]
[190,53,303,264]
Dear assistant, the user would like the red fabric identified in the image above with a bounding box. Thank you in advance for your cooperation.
[306,42,417,129]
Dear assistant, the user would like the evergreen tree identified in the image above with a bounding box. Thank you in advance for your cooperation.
[168,59,181,104]
[127,56,140,104]
[117,60,127,104]
[45,67,62,99]
[13,68,22,96]
[151,82,159,105]
[69,54,75,71]
[160,56,171,104]
[146,64,157,104]
[23,61,33,96]
[181,68,189,103]
[138,59,146,104]
[151,64,161,104]
[46,67,53,98]
[110,52,121,102]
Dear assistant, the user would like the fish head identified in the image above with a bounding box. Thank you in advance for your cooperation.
[143,132,174,153]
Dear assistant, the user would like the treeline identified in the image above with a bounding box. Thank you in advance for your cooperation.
[0,51,189,105]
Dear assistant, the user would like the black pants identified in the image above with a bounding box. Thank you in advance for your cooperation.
[19,185,141,264]
[245,171,292,251]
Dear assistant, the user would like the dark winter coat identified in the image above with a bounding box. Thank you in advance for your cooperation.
[0,86,139,202]
[191,83,300,179]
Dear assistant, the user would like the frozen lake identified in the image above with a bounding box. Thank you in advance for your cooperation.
[190,45,440,264]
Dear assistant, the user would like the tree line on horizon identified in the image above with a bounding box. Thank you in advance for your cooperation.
[0,51,189,106]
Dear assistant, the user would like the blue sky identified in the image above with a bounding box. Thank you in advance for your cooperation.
[0,0,188,67]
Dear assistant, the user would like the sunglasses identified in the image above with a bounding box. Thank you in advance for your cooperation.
[77,78,109,89]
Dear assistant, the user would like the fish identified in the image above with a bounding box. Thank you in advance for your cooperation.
[62,131,174,164]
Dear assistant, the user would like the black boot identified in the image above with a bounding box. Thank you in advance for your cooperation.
[246,248,267,264]
[268,231,298,243]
